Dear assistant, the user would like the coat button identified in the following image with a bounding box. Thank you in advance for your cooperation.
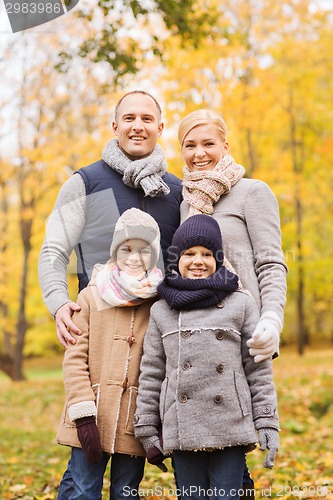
[214,395,223,404]
[181,330,191,339]
[216,363,224,373]
[182,362,191,371]
[216,332,224,340]
[133,415,139,424]
[262,406,271,414]
[179,394,188,403]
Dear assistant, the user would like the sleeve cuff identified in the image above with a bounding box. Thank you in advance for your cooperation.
[47,295,71,318]
[253,404,279,430]
[260,310,283,332]
[68,401,97,422]
[133,413,160,438]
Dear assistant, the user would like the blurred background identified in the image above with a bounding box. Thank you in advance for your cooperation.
[0,1,332,497]
[1,0,333,380]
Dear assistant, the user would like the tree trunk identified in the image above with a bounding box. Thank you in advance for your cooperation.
[12,201,33,381]
[295,194,305,355]
[13,259,28,381]
[246,127,257,176]
[288,88,307,355]
[0,178,15,378]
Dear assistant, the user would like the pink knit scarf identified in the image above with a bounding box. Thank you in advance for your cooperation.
[96,263,163,307]
[182,154,245,216]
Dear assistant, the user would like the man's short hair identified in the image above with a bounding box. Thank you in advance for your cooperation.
[114,90,162,123]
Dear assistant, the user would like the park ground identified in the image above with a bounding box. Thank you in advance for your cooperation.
[0,347,332,499]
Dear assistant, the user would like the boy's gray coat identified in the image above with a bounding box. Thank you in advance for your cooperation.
[134,291,279,452]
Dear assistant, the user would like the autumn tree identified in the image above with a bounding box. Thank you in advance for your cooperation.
[57,0,218,80]
[0,159,14,378]
[0,32,116,380]
[265,3,333,352]
[1,0,332,377]
[157,0,333,348]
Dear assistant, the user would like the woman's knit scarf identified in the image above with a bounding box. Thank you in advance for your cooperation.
[182,154,245,216]
[157,267,239,311]
[102,138,170,197]
[96,263,163,307]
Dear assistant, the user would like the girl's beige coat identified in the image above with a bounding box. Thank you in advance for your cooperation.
[57,283,154,457]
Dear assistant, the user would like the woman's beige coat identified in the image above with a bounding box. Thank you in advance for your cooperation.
[57,280,154,457]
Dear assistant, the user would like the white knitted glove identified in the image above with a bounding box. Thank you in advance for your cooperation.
[247,311,282,363]
[258,428,279,468]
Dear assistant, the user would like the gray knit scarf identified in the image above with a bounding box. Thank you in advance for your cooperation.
[102,138,170,197]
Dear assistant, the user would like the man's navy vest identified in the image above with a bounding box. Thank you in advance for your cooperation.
[74,159,182,291]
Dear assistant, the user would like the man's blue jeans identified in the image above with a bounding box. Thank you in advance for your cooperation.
[172,447,246,500]
[57,448,145,499]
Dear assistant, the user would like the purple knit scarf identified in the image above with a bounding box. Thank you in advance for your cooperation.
[157,267,239,311]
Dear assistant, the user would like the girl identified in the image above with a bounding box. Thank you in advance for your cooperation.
[57,208,164,499]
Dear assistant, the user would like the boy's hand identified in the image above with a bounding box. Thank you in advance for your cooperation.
[141,435,168,472]
[258,428,279,468]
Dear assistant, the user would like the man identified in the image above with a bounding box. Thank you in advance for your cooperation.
[39,90,182,348]
[39,90,182,499]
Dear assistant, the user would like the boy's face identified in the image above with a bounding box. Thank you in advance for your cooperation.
[178,246,216,279]
[116,239,152,278]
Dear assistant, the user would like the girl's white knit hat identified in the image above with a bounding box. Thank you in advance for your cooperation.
[110,208,161,268]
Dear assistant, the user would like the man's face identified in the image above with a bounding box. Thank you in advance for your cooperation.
[112,93,164,158]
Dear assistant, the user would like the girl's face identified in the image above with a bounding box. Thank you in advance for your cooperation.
[178,246,216,279]
[182,124,229,172]
[116,239,152,278]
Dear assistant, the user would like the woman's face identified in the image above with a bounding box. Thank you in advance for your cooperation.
[182,124,229,172]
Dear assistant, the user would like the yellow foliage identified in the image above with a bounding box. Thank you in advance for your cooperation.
[1,0,333,359]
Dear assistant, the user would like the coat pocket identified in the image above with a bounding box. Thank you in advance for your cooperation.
[62,383,101,428]
[159,377,168,420]
[61,404,76,428]
[91,383,101,414]
[234,372,250,417]
[124,386,138,435]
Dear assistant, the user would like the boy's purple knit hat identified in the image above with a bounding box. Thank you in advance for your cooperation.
[168,215,224,271]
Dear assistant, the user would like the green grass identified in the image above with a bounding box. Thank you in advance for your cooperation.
[0,348,333,499]
[0,356,63,382]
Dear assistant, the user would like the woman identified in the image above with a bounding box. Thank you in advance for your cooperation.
[178,109,287,496]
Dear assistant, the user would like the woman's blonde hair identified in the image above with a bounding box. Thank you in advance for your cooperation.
[178,109,227,146]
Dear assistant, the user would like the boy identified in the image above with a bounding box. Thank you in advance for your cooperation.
[134,215,280,500]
